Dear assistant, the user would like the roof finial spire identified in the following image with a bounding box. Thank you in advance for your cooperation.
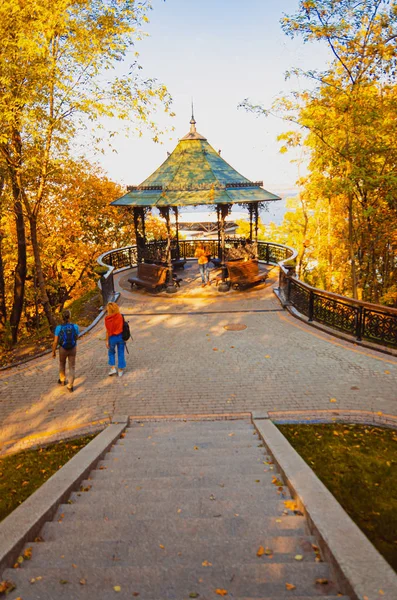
[190,99,196,133]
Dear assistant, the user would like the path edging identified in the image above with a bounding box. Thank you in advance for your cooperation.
[253,418,397,600]
[0,421,127,573]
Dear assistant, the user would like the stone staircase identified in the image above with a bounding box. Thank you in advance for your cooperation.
[2,419,350,599]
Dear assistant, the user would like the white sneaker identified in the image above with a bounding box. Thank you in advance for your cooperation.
[118,370,124,377]
[108,367,117,376]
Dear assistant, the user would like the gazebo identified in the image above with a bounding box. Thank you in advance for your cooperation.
[111,113,281,291]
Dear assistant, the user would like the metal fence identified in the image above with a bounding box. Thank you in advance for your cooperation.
[277,264,397,349]
[97,240,397,349]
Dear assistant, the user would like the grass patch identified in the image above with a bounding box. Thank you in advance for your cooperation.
[67,287,102,328]
[0,434,97,522]
[277,423,397,571]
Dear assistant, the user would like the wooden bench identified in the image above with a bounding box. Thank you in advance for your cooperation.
[128,263,168,292]
[225,259,268,289]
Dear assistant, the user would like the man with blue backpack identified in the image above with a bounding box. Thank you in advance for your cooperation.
[52,309,79,393]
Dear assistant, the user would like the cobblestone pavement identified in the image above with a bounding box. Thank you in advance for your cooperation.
[1,262,396,454]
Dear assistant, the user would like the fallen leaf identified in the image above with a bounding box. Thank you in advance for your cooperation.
[194,446,199,450]
[0,581,16,594]
[379,591,385,596]
[202,560,212,567]
[80,579,86,585]
[284,500,298,511]
[333,431,339,436]
[159,544,165,549]
[384,371,390,374]
[315,578,329,585]
[113,585,121,592]
[177,508,182,513]
[215,590,228,596]
[285,583,296,590]
[60,580,68,584]
[329,398,337,403]
[189,594,199,599]
[256,546,265,557]
[23,547,32,560]
[294,554,303,561]
[272,477,283,487]
[213,348,218,351]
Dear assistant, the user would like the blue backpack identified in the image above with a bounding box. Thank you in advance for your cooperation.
[59,323,77,350]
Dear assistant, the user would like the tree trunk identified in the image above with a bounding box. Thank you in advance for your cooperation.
[0,231,6,335]
[347,193,358,299]
[0,175,6,335]
[29,214,56,331]
[9,195,27,344]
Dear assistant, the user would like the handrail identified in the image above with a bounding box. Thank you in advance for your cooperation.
[97,240,397,349]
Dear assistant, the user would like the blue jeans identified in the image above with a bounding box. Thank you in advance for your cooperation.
[199,263,209,283]
[108,333,126,369]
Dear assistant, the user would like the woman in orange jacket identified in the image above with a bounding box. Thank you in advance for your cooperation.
[105,302,126,377]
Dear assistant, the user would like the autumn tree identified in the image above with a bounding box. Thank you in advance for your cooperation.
[241,0,397,302]
[0,0,172,342]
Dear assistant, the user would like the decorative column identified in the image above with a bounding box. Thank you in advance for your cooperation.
[172,206,181,259]
[254,202,259,259]
[159,207,177,294]
[133,207,146,263]
[218,203,231,293]
[248,203,254,242]
[216,205,221,260]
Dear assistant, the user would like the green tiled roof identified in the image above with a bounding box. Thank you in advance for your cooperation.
[112,125,281,207]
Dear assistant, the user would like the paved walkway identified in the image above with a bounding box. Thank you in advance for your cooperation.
[1,263,396,454]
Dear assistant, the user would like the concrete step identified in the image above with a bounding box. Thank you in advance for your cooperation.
[87,470,278,488]
[120,430,261,444]
[97,455,274,474]
[75,480,290,501]
[110,443,269,458]
[20,535,319,568]
[127,419,255,433]
[64,496,290,521]
[68,485,290,507]
[3,563,340,599]
[49,510,307,533]
[80,473,282,493]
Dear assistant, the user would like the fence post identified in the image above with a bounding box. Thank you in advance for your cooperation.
[355,305,363,341]
[308,290,314,322]
[265,243,270,264]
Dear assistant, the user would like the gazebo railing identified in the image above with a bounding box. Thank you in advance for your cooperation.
[97,240,397,349]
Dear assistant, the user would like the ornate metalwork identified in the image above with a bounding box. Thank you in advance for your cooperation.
[225,181,263,188]
[98,241,397,350]
[363,308,397,346]
[313,295,357,334]
[289,281,311,316]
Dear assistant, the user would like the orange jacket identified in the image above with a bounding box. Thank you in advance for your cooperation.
[105,313,123,336]
[194,247,209,265]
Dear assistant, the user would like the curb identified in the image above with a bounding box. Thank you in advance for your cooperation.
[253,419,397,600]
[268,409,397,430]
[0,421,127,573]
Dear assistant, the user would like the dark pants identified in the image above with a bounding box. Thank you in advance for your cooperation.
[59,346,77,387]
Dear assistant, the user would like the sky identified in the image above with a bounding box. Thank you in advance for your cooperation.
[95,0,330,220]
